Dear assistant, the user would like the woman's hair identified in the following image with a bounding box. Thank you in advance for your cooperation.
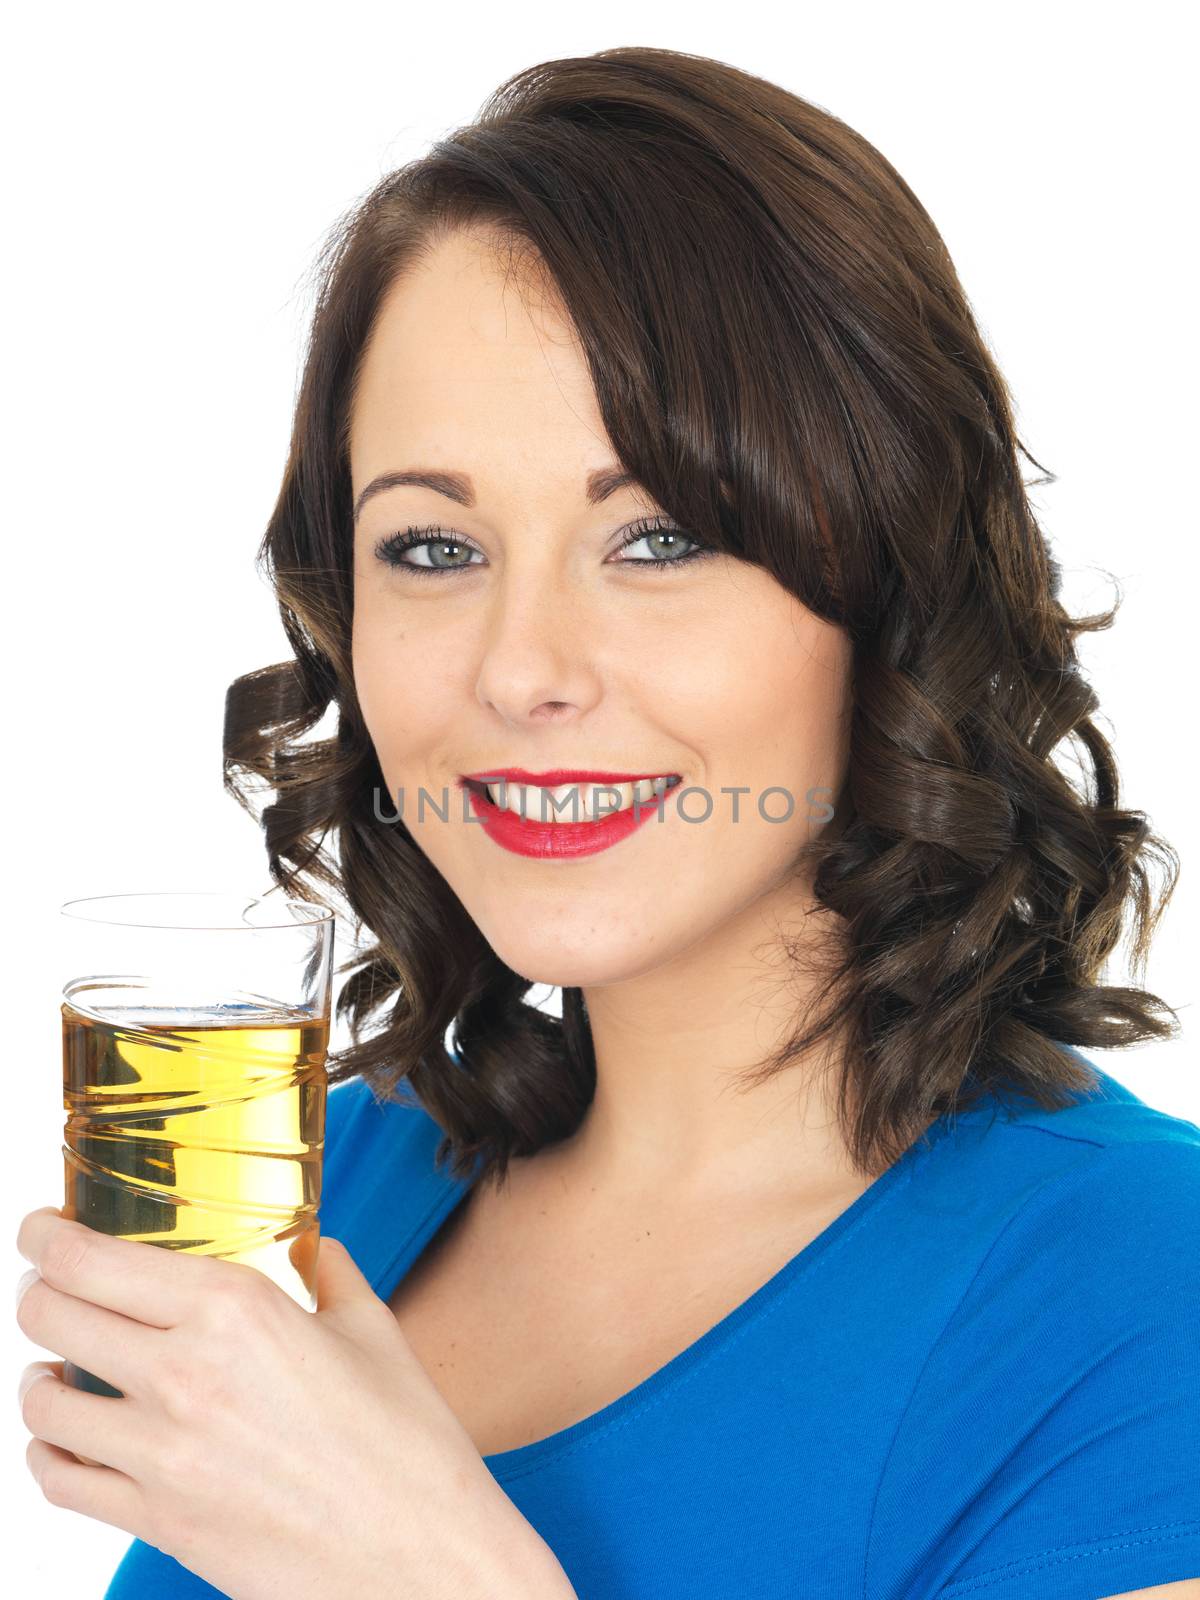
[224,45,1180,1186]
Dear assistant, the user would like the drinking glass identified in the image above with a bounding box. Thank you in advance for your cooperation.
[59,890,335,1400]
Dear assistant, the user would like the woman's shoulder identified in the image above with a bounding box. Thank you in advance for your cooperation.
[989,1040,1200,1149]
[927,1042,1200,1224]
[868,1051,1200,1596]
[887,1045,1200,1438]
[900,1039,1200,1394]
[981,1063,1200,1290]
[323,1068,443,1155]
[318,1067,463,1290]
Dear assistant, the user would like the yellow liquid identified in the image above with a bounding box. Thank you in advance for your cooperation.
[61,998,328,1399]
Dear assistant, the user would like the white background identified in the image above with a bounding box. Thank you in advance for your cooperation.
[4,2,1196,1591]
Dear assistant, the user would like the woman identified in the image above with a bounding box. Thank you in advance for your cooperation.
[19,46,1198,1600]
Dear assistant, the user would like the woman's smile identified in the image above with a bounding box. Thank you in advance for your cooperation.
[458,771,685,860]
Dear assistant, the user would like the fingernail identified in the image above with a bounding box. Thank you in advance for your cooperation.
[15,1269,39,1311]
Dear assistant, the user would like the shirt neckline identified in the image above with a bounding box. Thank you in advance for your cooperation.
[372,1101,964,1483]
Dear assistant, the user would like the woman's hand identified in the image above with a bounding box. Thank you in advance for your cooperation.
[16,1206,576,1600]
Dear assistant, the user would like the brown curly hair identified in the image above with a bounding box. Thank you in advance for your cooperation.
[222,45,1181,1188]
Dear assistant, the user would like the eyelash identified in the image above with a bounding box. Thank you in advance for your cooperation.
[372,515,716,578]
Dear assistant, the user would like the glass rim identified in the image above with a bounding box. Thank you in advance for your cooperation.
[59,890,336,932]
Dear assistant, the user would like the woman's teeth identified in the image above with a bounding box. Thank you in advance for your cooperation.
[483,777,677,822]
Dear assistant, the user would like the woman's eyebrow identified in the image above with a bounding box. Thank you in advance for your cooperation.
[352,465,636,524]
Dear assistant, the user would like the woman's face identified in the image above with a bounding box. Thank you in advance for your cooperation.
[349,225,852,989]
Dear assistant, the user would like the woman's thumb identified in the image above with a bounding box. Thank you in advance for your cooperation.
[312,1235,377,1319]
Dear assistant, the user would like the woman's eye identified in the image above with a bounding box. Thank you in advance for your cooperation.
[613,517,713,571]
[374,527,484,575]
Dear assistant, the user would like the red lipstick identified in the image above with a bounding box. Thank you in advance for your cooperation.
[458,769,683,860]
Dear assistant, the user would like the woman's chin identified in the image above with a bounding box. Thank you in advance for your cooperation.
[485,931,679,992]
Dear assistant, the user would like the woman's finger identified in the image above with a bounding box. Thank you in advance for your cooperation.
[17,1208,224,1327]
[20,1361,158,1491]
[25,1428,148,1538]
[16,1272,162,1397]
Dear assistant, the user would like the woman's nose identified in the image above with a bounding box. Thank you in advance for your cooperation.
[471,561,603,728]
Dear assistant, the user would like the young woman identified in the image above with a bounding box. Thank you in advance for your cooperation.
[20,45,1198,1600]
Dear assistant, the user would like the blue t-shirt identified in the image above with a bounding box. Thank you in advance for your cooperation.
[105,1045,1200,1599]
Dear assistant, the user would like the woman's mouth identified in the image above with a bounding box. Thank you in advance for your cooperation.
[458,772,684,859]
